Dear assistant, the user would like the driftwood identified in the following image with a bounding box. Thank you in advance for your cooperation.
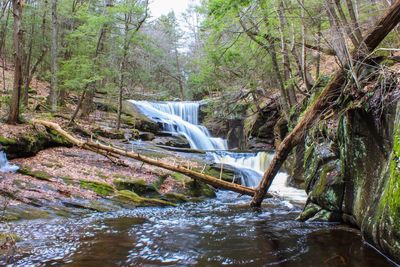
[251,0,400,207]
[33,120,270,198]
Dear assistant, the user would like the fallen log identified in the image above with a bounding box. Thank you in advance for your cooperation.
[251,0,400,207]
[33,120,269,198]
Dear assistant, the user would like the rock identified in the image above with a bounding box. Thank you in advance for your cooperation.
[94,127,125,139]
[80,180,115,196]
[0,127,71,159]
[113,179,160,198]
[139,132,155,141]
[154,136,190,148]
[121,100,160,133]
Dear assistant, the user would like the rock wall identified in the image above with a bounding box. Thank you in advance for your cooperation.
[299,101,400,262]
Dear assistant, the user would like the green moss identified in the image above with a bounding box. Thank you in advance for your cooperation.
[115,190,176,207]
[48,129,70,145]
[80,180,115,196]
[382,132,400,219]
[18,167,53,181]
[0,136,17,145]
[113,179,159,197]
[170,172,189,182]
[60,176,74,185]
[185,180,216,198]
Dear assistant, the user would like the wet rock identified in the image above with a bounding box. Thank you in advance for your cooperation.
[0,126,71,159]
[121,100,160,133]
[154,136,190,148]
[113,179,160,198]
[139,132,155,141]
[79,180,115,196]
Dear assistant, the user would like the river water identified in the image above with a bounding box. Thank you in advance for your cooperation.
[0,102,396,266]
[3,191,394,266]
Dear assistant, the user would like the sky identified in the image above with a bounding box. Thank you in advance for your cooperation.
[149,0,194,19]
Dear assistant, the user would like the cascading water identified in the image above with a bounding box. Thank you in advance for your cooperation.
[130,100,306,201]
[129,101,227,151]
[0,151,19,173]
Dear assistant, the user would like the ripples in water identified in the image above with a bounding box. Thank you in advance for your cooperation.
[1,191,395,266]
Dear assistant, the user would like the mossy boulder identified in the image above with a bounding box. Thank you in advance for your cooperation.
[121,101,160,133]
[113,179,160,198]
[114,190,176,207]
[80,180,115,196]
[0,126,71,159]
[185,180,216,198]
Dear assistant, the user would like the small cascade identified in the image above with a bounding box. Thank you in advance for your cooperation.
[130,100,228,151]
[212,151,307,202]
[0,151,19,173]
[130,100,307,201]
[212,152,271,187]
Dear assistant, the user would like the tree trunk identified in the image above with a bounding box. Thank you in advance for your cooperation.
[48,0,58,112]
[33,120,272,198]
[345,0,363,42]
[7,0,23,124]
[251,0,400,207]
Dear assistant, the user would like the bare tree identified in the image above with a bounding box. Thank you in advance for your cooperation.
[7,0,23,124]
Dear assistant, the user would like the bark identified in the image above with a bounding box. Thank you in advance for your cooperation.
[48,0,58,112]
[345,0,363,42]
[334,0,360,47]
[325,0,348,64]
[7,0,23,124]
[33,120,272,198]
[251,0,400,207]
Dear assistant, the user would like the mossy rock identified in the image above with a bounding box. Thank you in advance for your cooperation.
[162,192,189,203]
[113,179,160,197]
[1,127,71,159]
[0,136,17,146]
[18,167,53,181]
[80,180,115,196]
[185,180,216,198]
[114,190,176,207]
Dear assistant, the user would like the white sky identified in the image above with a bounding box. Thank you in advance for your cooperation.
[149,0,193,18]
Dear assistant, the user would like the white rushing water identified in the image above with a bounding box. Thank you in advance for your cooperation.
[130,101,227,151]
[0,151,19,173]
[130,100,307,203]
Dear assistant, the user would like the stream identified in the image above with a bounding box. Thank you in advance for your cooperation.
[0,101,396,266]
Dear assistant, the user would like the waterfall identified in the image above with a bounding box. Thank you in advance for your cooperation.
[130,100,307,202]
[129,100,228,151]
[0,151,19,173]
[212,152,271,187]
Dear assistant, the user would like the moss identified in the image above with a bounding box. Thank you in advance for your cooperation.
[113,179,160,197]
[170,172,189,182]
[80,180,115,196]
[0,136,17,145]
[48,129,70,145]
[60,176,74,185]
[185,180,216,198]
[115,190,176,207]
[18,167,52,181]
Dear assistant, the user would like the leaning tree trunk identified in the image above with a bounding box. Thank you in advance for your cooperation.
[7,0,23,125]
[251,0,400,207]
[33,120,271,198]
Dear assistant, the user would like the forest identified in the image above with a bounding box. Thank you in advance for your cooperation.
[0,0,400,265]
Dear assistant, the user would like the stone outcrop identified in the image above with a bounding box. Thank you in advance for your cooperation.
[299,94,400,262]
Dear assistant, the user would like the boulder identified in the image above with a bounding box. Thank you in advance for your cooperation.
[121,100,160,133]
